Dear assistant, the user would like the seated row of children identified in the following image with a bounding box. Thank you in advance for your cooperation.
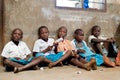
[1,25,120,73]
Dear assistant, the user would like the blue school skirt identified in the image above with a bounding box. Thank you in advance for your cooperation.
[9,57,33,65]
[5,57,33,71]
[85,54,104,66]
[35,51,64,62]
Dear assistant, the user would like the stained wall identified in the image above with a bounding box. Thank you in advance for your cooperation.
[2,0,120,51]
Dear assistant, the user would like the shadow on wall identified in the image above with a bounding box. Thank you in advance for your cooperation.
[115,23,120,48]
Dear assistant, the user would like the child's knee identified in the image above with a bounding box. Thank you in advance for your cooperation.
[4,59,11,64]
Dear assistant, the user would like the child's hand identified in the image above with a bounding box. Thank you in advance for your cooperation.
[71,50,79,58]
[24,55,31,60]
[73,53,79,58]
[53,42,58,46]
[46,46,53,51]
[77,49,85,53]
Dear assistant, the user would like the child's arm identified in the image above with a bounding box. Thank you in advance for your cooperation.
[24,55,31,60]
[72,50,79,58]
[77,49,86,54]
[41,46,53,53]
[33,46,53,54]
[91,38,113,43]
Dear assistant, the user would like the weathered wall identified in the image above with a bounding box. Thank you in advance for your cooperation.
[0,0,2,52]
[2,0,120,51]
[0,0,3,64]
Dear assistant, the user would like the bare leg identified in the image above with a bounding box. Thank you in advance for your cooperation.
[14,56,52,73]
[103,56,115,67]
[103,42,109,51]
[79,58,87,64]
[48,50,72,68]
[115,51,120,66]
[43,58,53,63]
[70,58,88,69]
[96,43,105,55]
[70,58,96,71]
[4,59,23,67]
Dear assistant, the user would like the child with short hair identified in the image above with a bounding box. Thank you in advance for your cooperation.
[50,26,96,71]
[89,25,116,55]
[71,28,115,67]
[89,25,120,66]
[1,28,45,73]
[32,26,73,68]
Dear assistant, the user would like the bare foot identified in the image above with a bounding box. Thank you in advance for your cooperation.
[33,66,39,70]
[48,62,56,68]
[116,61,120,66]
[58,62,63,67]
[92,62,97,70]
[14,67,19,73]
[14,67,23,73]
[84,58,97,71]
[116,63,120,66]
[111,62,115,67]
[104,56,115,67]
[84,64,91,71]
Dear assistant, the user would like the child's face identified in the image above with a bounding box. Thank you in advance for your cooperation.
[12,29,22,41]
[40,28,49,41]
[75,31,84,42]
[92,27,101,37]
[58,28,67,38]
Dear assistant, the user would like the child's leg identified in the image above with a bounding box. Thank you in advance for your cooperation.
[103,42,109,51]
[48,50,72,68]
[70,58,90,70]
[96,43,105,55]
[79,58,87,63]
[14,56,52,73]
[4,59,23,67]
[115,51,120,66]
[43,58,53,63]
[70,58,96,71]
[103,56,115,67]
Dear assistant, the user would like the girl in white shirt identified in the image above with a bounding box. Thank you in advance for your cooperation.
[1,28,46,73]
[33,26,73,68]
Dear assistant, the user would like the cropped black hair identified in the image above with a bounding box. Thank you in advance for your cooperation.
[74,28,83,35]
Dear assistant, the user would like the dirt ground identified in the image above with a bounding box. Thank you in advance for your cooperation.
[0,65,120,80]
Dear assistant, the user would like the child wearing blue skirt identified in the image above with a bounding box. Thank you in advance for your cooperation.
[1,28,45,73]
[49,26,96,70]
[71,28,115,67]
[33,26,73,68]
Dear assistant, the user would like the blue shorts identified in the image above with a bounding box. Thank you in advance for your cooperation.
[35,51,64,62]
[9,57,33,65]
[5,57,33,71]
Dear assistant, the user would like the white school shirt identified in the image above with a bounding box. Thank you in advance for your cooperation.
[1,41,31,59]
[33,38,55,56]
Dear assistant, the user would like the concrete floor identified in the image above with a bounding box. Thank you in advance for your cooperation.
[0,65,120,80]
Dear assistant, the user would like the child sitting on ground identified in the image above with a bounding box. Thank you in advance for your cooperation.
[1,28,45,73]
[71,28,116,67]
[32,26,74,68]
[88,25,120,66]
[49,26,96,71]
